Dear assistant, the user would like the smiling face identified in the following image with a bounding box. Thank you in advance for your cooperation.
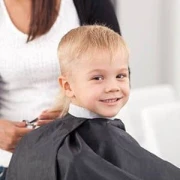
[59,48,130,118]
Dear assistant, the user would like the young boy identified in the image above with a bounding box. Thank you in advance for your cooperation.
[6,25,180,180]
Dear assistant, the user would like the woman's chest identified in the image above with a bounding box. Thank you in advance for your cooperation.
[0,38,60,86]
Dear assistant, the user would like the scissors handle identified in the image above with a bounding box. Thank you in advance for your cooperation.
[22,118,38,129]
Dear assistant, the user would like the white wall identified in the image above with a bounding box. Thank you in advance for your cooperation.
[168,0,180,98]
[159,0,180,97]
[115,0,180,97]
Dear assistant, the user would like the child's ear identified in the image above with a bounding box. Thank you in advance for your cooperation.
[59,76,74,98]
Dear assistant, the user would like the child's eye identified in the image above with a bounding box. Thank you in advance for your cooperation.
[92,76,104,81]
[116,74,127,79]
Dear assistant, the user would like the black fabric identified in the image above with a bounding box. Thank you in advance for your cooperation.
[73,0,121,34]
[0,167,7,180]
[6,114,180,180]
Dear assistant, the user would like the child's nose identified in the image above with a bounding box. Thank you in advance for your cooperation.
[105,80,120,92]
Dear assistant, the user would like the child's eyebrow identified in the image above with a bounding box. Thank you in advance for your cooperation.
[88,69,104,72]
[87,68,129,74]
[118,68,129,71]
[87,69,107,75]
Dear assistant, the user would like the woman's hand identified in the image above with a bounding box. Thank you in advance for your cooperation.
[36,110,61,126]
[0,119,32,152]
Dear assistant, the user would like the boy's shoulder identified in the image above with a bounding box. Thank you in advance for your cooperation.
[21,114,86,148]
[25,116,65,141]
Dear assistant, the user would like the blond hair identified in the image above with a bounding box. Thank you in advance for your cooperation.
[51,25,129,117]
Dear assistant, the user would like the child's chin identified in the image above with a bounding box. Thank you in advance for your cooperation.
[99,112,118,118]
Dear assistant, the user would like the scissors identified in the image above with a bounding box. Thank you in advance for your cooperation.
[22,118,38,129]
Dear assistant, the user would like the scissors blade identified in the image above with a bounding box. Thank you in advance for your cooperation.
[30,117,38,123]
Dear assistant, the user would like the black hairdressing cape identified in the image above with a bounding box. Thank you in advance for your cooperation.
[6,114,180,180]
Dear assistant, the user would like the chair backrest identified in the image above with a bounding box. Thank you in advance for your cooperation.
[116,84,177,145]
[141,102,180,167]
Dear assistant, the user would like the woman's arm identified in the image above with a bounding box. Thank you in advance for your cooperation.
[36,110,61,126]
[0,120,32,152]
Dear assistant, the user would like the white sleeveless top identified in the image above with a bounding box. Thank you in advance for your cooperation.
[0,0,80,167]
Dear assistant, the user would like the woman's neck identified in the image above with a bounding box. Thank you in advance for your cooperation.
[4,0,32,34]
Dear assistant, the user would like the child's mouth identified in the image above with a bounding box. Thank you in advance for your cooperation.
[100,98,121,103]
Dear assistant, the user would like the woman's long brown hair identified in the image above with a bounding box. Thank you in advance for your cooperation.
[27,0,59,42]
